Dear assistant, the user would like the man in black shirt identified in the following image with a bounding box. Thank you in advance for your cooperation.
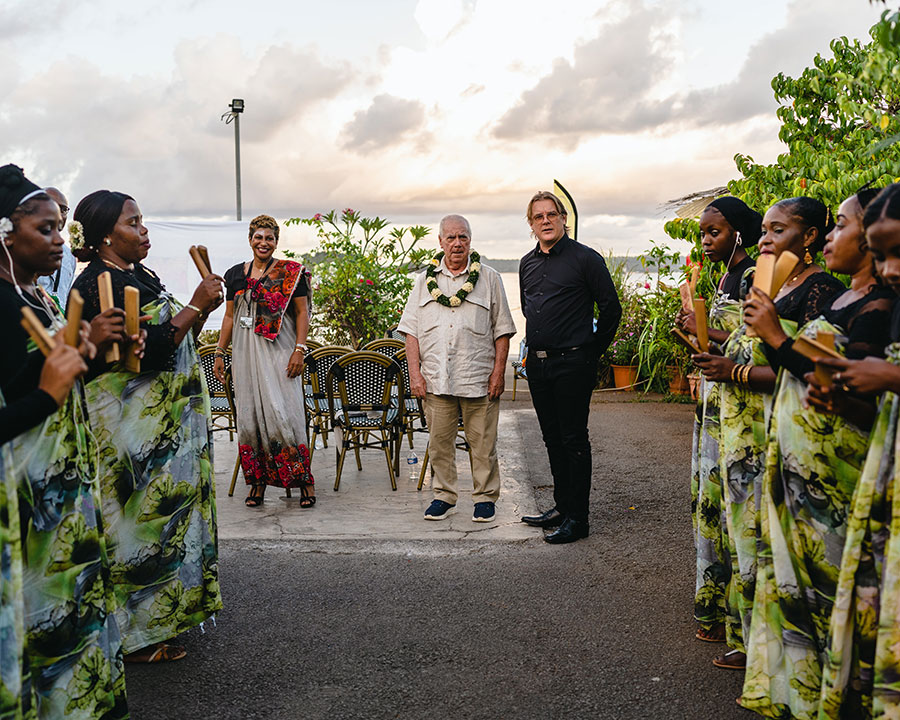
[519,191,621,543]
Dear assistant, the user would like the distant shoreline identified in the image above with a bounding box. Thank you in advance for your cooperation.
[479,256,646,273]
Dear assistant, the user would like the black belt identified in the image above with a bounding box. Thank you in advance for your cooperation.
[531,345,584,358]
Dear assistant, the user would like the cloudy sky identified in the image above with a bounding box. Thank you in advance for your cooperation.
[0,0,885,257]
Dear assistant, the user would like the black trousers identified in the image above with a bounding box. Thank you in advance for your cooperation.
[526,347,598,523]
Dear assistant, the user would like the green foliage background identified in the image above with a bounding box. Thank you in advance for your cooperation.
[284,209,432,348]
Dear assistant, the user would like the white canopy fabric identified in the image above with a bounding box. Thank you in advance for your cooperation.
[141,220,253,330]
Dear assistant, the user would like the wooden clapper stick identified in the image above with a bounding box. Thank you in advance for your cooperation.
[20,306,55,357]
[64,289,84,347]
[189,245,212,278]
[745,251,799,338]
[124,286,141,373]
[791,331,841,387]
[98,271,120,363]
[21,290,89,358]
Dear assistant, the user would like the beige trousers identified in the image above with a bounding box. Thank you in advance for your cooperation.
[423,393,501,505]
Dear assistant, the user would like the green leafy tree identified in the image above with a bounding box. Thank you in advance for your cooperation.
[729,10,900,210]
[284,209,431,348]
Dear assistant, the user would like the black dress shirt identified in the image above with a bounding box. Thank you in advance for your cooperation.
[519,235,622,352]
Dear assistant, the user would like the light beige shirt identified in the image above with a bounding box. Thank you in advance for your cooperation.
[398,257,516,398]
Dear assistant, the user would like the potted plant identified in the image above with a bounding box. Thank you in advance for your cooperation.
[605,296,647,389]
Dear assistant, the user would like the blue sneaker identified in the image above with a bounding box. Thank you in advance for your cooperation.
[472,502,496,522]
[424,499,456,521]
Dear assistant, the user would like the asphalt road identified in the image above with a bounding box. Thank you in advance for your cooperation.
[124,397,748,720]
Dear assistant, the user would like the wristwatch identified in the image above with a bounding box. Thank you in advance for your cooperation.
[294,343,308,353]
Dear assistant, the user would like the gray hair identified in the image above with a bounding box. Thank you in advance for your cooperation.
[438,214,472,239]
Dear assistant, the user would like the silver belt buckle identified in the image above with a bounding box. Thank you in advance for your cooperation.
[535,350,547,359]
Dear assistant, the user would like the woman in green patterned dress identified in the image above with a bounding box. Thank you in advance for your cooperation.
[737,190,893,719]
[71,190,224,664]
[809,184,900,719]
[676,198,758,644]
[0,165,128,719]
[693,198,845,673]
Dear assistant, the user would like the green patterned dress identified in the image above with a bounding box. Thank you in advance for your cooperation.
[718,322,783,654]
[720,273,845,664]
[0,281,128,720]
[693,290,744,632]
[0,395,27,720]
[740,286,894,719]
[740,318,866,718]
[819,344,900,719]
[74,262,222,654]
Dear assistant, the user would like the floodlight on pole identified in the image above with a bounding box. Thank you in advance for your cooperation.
[220,98,244,221]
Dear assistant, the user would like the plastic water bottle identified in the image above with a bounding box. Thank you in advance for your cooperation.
[407,451,419,480]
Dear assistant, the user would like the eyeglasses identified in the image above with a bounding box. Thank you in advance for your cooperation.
[531,211,560,223]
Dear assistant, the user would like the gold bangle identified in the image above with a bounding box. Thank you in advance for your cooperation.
[186,304,202,314]
[730,364,741,384]
[743,365,753,386]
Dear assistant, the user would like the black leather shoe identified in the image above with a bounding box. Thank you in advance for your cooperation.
[544,518,589,544]
[521,507,564,528]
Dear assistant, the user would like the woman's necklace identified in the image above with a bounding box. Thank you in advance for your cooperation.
[102,257,133,272]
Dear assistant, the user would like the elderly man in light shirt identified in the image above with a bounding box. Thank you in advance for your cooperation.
[399,214,516,522]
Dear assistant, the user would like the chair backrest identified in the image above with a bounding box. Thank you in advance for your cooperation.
[306,339,323,351]
[305,346,352,398]
[223,368,237,418]
[326,351,404,425]
[361,338,404,359]
[197,344,232,411]
[384,324,405,341]
[393,348,411,396]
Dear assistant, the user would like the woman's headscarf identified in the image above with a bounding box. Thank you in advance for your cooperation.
[706,197,763,247]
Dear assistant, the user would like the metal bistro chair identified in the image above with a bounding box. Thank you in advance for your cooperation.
[197,344,236,440]
[384,324,405,341]
[303,346,351,457]
[362,337,404,358]
[306,339,323,351]
[326,351,405,491]
[393,348,427,449]
[511,339,528,400]
[223,368,243,497]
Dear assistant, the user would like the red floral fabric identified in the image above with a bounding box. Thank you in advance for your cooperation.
[239,440,314,488]
[243,260,309,341]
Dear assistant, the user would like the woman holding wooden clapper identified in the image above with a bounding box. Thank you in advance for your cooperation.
[0,164,127,718]
[692,198,844,675]
[674,197,757,648]
[71,190,224,664]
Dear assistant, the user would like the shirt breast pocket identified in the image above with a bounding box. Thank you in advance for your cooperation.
[466,294,491,336]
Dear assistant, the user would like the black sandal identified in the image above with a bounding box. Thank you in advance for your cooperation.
[300,486,316,509]
[245,485,265,507]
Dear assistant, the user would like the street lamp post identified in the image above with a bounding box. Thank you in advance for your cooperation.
[221,98,244,221]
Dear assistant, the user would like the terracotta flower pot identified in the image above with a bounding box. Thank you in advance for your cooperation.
[667,366,691,396]
[610,364,639,390]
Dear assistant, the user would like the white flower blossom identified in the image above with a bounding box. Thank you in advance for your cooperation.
[429,258,440,266]
[469,262,481,272]
[67,220,85,250]
[430,287,442,300]
[460,282,474,293]
[449,296,462,307]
